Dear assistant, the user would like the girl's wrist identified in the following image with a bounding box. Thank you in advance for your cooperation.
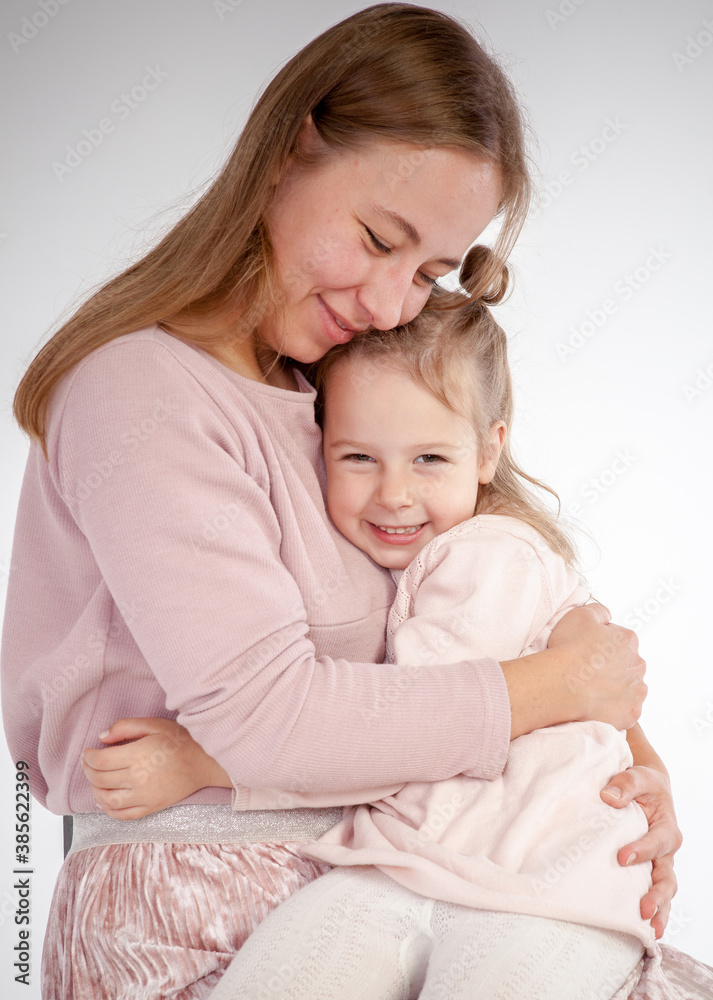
[196,753,233,790]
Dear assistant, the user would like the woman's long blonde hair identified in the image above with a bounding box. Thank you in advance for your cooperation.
[15,3,531,452]
[313,289,576,565]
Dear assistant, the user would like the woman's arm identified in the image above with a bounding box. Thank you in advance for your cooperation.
[38,338,510,797]
[53,339,647,801]
[83,601,647,818]
[502,603,646,736]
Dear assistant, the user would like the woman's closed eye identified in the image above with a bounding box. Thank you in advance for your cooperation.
[363,225,439,288]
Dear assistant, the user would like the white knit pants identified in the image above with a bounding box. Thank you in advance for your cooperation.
[209,867,644,1000]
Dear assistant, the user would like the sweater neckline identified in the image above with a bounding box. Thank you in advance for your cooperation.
[157,326,318,404]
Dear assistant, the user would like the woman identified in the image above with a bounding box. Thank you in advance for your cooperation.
[0,5,683,998]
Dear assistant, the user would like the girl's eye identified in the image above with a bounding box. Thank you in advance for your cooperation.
[344,453,375,463]
[415,454,445,464]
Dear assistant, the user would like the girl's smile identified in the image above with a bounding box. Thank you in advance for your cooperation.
[322,359,503,571]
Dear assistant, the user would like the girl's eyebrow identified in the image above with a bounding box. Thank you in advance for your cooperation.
[326,439,374,449]
[327,439,461,451]
[367,203,461,269]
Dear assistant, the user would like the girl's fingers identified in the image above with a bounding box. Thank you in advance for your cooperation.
[94,794,148,819]
[81,761,131,791]
[83,745,135,771]
[98,717,167,744]
[99,804,152,821]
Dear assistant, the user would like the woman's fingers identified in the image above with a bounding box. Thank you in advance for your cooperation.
[641,856,678,937]
[601,763,663,807]
[601,766,683,859]
[600,764,682,935]
[580,601,612,625]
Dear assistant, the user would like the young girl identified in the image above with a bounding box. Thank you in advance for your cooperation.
[98,294,653,999]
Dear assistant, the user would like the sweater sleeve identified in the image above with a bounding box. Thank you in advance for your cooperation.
[49,340,511,791]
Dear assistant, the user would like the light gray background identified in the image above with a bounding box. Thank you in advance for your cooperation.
[1,0,711,994]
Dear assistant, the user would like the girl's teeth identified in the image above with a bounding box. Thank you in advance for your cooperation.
[379,525,423,535]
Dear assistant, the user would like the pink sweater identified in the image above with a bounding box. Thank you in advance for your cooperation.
[1,327,510,818]
[307,517,654,949]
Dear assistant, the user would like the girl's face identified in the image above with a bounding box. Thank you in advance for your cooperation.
[322,360,504,570]
[262,134,501,363]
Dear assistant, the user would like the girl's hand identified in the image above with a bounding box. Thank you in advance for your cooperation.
[601,727,683,939]
[82,718,231,820]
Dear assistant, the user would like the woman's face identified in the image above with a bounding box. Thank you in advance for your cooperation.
[261,138,502,363]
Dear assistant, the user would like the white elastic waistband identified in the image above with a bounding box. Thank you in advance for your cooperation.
[68,804,344,854]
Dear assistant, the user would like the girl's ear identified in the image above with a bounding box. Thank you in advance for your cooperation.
[478,421,506,484]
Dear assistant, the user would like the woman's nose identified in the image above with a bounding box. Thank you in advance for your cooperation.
[358,266,417,332]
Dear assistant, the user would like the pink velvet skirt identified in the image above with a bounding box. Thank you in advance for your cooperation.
[42,840,331,999]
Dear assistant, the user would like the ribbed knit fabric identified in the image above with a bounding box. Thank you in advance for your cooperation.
[1,326,510,820]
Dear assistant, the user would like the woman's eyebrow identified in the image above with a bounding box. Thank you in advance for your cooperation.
[368,204,461,269]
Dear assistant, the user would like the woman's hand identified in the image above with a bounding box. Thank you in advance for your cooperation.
[503,603,647,738]
[601,725,683,938]
[82,718,231,820]
[546,603,647,729]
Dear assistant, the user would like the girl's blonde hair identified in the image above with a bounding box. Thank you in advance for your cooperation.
[313,288,576,566]
[15,3,530,452]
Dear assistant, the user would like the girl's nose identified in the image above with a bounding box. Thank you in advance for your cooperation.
[376,472,414,510]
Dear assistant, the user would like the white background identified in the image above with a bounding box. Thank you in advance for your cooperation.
[1,0,711,995]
